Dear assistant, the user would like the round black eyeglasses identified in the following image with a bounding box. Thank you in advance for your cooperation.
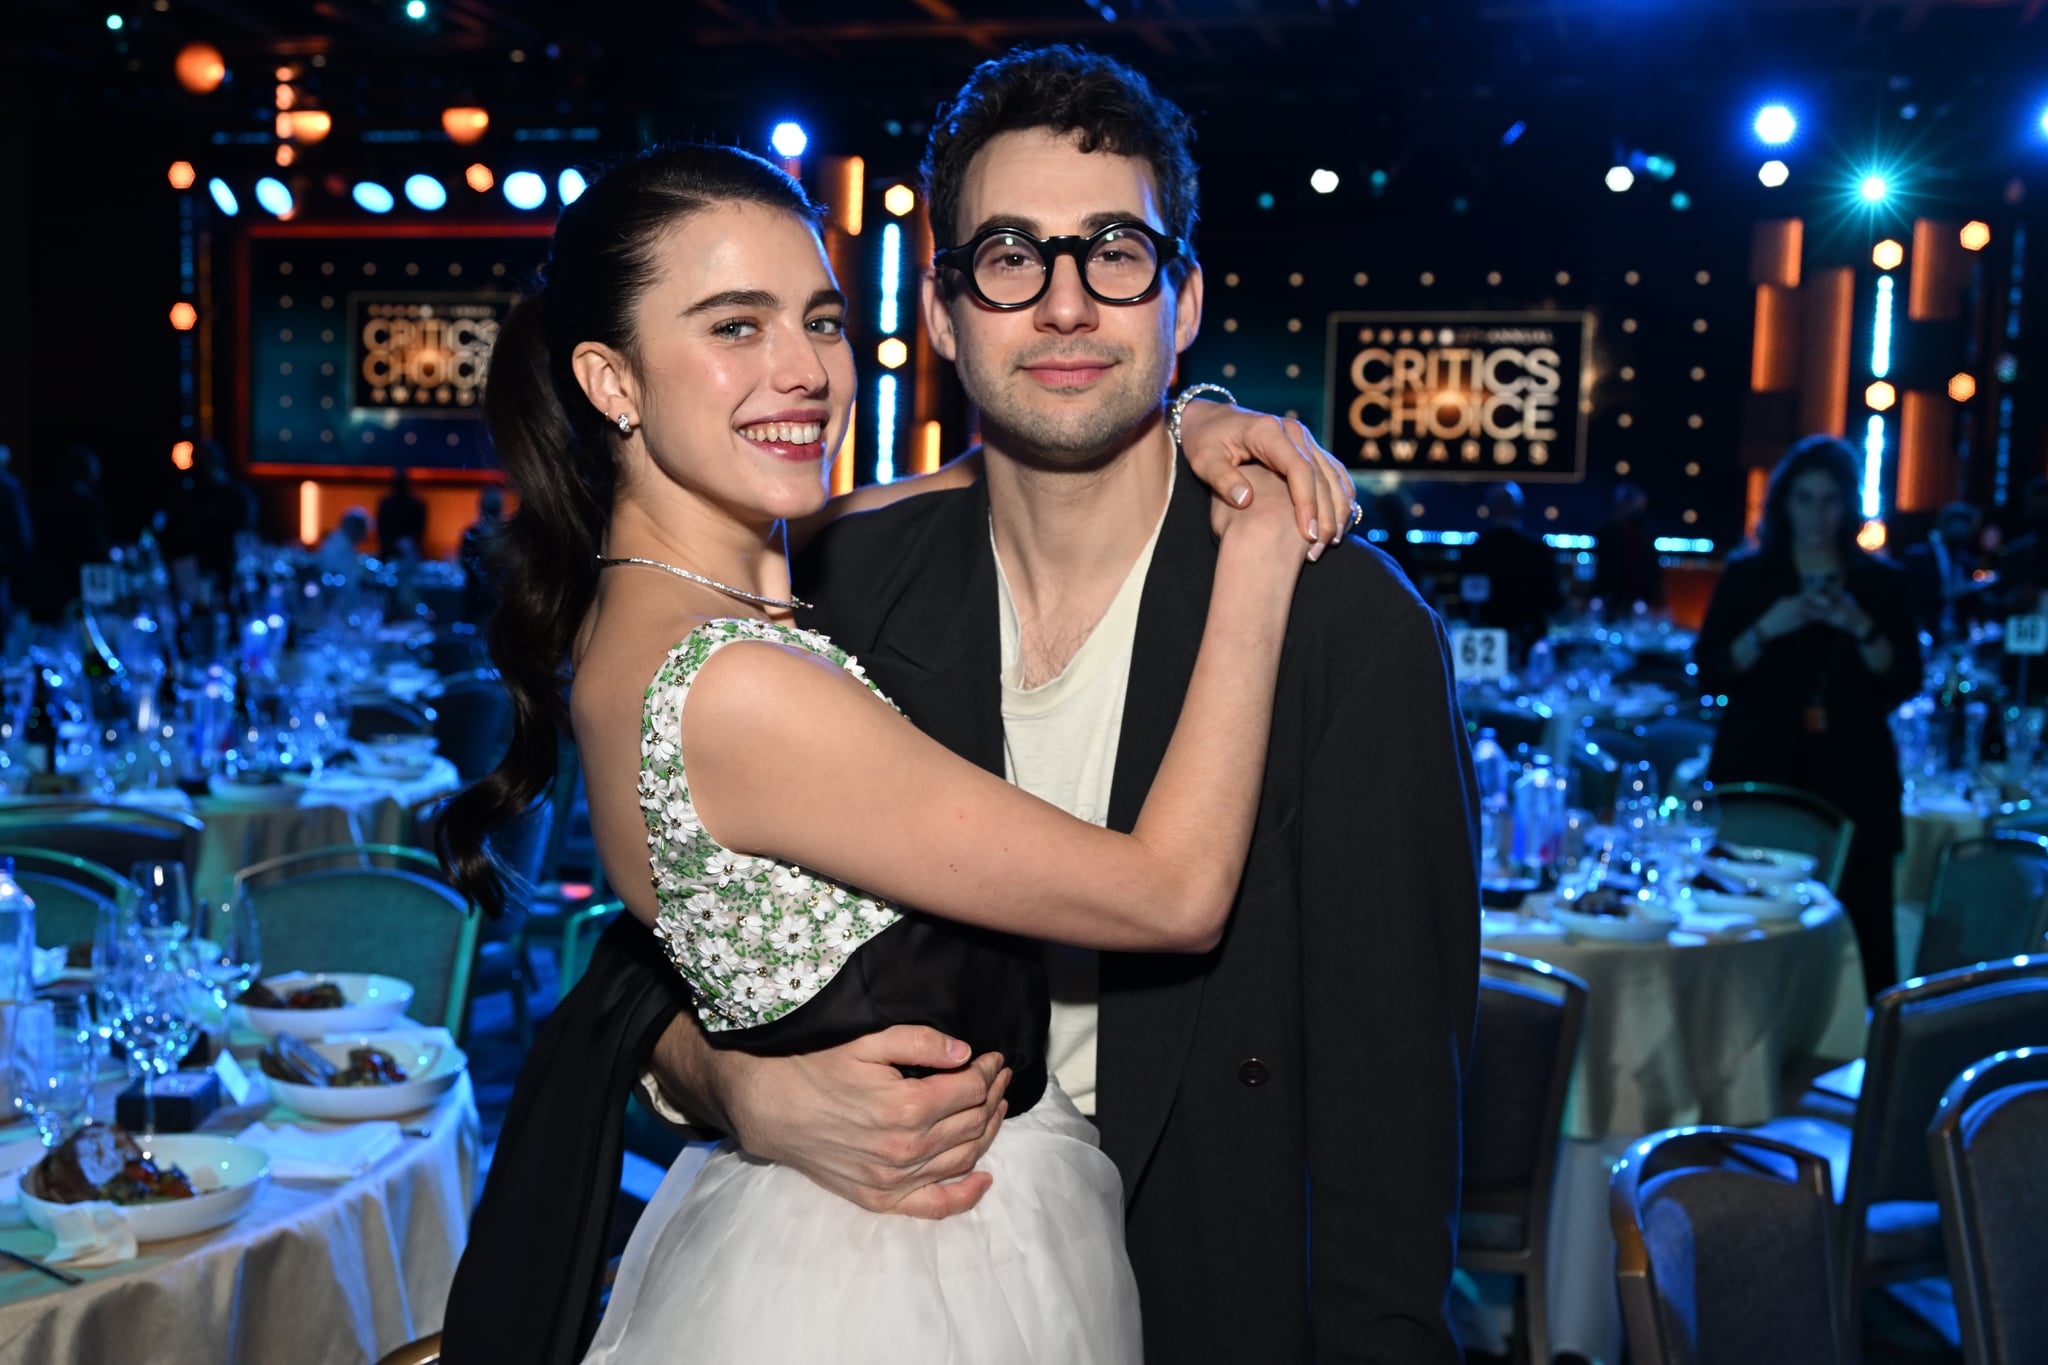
[932,221,1186,310]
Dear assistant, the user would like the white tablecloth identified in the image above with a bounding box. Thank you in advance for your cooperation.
[1482,896,1869,1362]
[0,1067,477,1365]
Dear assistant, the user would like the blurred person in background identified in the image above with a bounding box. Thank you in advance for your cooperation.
[1997,476,2048,616]
[318,508,371,577]
[160,439,260,588]
[1594,480,1664,613]
[1466,480,1561,662]
[1903,500,1989,640]
[1694,435,1921,995]
[458,484,505,623]
[28,443,109,621]
[378,466,429,559]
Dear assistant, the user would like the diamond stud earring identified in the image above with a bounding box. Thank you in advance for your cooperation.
[614,413,634,435]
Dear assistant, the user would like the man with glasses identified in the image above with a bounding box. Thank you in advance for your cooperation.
[640,45,1479,1362]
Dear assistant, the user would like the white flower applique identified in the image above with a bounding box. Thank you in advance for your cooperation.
[638,619,904,1031]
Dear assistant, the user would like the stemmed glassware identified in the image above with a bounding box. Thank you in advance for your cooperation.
[191,893,262,1010]
[11,998,100,1146]
[109,941,200,1136]
[129,861,194,944]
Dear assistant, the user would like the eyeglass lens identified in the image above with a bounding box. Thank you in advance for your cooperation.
[968,227,1163,306]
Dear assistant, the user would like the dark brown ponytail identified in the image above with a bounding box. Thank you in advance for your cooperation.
[438,144,825,916]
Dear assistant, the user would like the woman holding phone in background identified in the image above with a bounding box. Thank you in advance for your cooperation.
[1694,435,1922,995]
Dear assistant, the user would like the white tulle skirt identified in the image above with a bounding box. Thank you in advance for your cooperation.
[581,1081,1141,1364]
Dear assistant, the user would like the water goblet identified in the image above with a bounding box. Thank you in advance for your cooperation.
[10,999,99,1146]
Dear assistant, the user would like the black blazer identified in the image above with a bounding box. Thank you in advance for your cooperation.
[795,463,1480,1364]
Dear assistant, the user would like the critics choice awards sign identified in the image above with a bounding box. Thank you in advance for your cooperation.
[1323,311,1590,483]
[350,293,507,414]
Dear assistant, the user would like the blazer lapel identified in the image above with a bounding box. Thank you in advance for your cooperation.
[1096,460,1217,1190]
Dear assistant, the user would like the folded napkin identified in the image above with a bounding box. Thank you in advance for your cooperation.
[43,1201,138,1267]
[1677,908,1760,939]
[235,1121,402,1182]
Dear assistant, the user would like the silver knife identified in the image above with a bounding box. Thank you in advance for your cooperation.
[0,1247,85,1286]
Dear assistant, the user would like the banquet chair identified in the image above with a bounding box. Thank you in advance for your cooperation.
[1458,950,1588,1365]
[0,846,130,948]
[0,805,203,880]
[558,900,625,994]
[1640,715,1717,792]
[1752,956,2048,1363]
[1464,699,1550,754]
[1990,799,2048,845]
[374,1333,440,1365]
[1611,1127,1841,1365]
[1568,742,1622,816]
[415,793,555,1045]
[1916,833,2048,978]
[421,670,515,783]
[1711,782,1855,891]
[423,624,489,675]
[1926,1046,2048,1365]
[233,844,479,1035]
[349,698,433,741]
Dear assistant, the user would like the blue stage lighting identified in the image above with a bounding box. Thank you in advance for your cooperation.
[2039,104,2048,137]
[253,177,293,217]
[207,178,239,216]
[1501,121,1526,147]
[352,181,396,214]
[1754,105,1796,145]
[1862,415,1884,519]
[503,171,547,210]
[558,169,587,205]
[875,374,899,485]
[878,222,902,335]
[404,0,428,19]
[105,14,123,30]
[1671,191,1692,211]
[404,175,447,211]
[1859,175,1889,204]
[1872,275,1895,379]
[770,122,808,159]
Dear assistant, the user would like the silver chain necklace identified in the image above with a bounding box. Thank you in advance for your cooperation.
[594,555,812,611]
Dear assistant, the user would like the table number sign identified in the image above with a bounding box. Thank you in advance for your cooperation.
[2005,615,2048,656]
[1459,574,1493,604]
[79,564,119,608]
[1451,627,1510,683]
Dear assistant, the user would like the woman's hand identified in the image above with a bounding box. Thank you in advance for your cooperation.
[1814,589,1876,640]
[1178,399,1357,558]
[1755,593,1815,641]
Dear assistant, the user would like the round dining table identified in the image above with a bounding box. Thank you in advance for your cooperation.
[1480,890,1869,1362]
[0,1049,477,1365]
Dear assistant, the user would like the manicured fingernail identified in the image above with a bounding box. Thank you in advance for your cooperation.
[1232,485,1251,507]
[1308,519,1319,540]
[1309,543,1325,562]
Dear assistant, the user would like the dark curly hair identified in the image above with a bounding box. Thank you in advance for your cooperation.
[921,44,1199,271]
[436,143,824,917]
[1759,434,1864,562]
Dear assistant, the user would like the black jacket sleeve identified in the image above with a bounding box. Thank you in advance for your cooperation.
[440,914,689,1365]
[1301,605,1480,1362]
[1693,554,1768,698]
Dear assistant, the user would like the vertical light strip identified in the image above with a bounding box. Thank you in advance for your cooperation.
[1863,415,1885,519]
[299,480,320,545]
[879,221,902,335]
[832,401,856,497]
[875,374,899,484]
[918,419,943,475]
[1871,275,1894,379]
[841,155,864,237]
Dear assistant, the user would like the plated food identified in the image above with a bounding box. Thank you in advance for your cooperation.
[19,1128,269,1242]
[238,972,414,1037]
[1544,887,1678,942]
[261,1034,468,1121]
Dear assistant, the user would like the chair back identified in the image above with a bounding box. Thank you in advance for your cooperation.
[1463,951,1588,1239]
[1464,700,1550,755]
[421,671,515,782]
[0,845,130,948]
[558,900,625,994]
[413,793,554,940]
[1990,801,2048,842]
[423,625,488,675]
[0,805,203,879]
[374,1333,442,1365]
[1569,742,1622,817]
[234,845,479,1034]
[1920,834,2048,977]
[1841,959,2048,1276]
[349,698,433,741]
[1927,1046,2048,1365]
[1611,1127,1841,1365]
[1710,782,1856,890]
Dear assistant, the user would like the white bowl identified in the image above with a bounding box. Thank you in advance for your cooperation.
[1691,882,1820,923]
[20,1134,268,1243]
[1549,903,1678,942]
[240,972,414,1038]
[264,1034,467,1121]
[1708,846,1819,885]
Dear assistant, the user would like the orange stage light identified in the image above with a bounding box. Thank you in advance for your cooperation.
[175,43,226,95]
[1865,380,1897,412]
[1949,373,1978,403]
[1857,519,1886,552]
[171,441,195,472]
[464,163,495,192]
[290,110,331,144]
[884,185,916,217]
[1871,239,1904,271]
[1960,221,1991,252]
[167,161,196,190]
[169,302,197,331]
[442,107,490,145]
[299,482,320,547]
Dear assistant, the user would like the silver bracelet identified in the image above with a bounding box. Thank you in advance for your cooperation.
[1167,383,1239,451]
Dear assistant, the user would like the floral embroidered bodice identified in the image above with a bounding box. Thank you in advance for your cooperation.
[640,618,903,1031]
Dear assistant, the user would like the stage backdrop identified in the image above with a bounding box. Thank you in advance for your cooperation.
[1323,310,1592,484]
[239,224,551,475]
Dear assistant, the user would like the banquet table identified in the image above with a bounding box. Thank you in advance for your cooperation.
[1481,892,1868,1362]
[2,757,462,906]
[0,1047,477,1365]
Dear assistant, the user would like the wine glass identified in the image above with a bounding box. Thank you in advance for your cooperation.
[1615,761,1661,854]
[112,943,199,1136]
[129,860,194,944]
[11,999,99,1146]
[192,893,261,1009]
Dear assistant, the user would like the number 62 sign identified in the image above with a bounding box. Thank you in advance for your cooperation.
[1450,627,1510,682]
